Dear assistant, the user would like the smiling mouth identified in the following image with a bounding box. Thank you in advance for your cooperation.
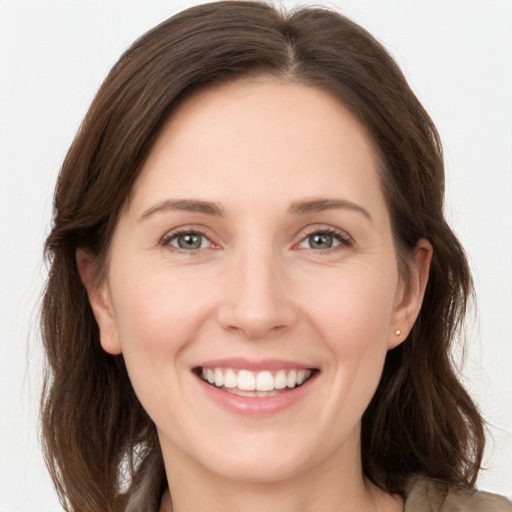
[194,367,318,397]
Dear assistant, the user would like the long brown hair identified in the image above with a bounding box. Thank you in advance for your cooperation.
[41,2,485,510]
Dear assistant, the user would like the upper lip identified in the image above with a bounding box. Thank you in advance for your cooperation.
[194,358,316,372]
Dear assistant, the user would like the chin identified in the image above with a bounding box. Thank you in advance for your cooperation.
[167,422,348,486]
[199,446,312,484]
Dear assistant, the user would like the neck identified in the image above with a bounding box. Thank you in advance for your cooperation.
[158,434,402,512]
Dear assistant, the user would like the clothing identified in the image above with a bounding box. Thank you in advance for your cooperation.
[121,475,512,511]
[404,477,512,511]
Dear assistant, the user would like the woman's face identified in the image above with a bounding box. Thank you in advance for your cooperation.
[85,79,429,484]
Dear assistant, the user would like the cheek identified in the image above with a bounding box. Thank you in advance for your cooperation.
[107,266,220,411]
[110,265,212,351]
[301,261,398,350]
[107,266,219,423]
[300,263,397,414]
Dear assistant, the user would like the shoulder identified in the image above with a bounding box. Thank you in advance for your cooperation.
[404,476,512,512]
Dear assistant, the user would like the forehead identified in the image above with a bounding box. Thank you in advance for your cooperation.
[129,78,385,218]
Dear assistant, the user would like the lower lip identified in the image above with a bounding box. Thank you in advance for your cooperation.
[195,372,318,416]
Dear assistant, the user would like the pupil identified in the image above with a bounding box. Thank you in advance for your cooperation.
[310,234,333,249]
[178,234,201,249]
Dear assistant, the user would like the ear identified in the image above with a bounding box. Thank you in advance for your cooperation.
[388,238,433,349]
[76,249,122,355]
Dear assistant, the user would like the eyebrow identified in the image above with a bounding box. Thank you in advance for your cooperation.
[139,199,226,221]
[138,197,372,222]
[288,198,372,221]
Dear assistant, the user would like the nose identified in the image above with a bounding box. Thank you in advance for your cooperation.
[217,248,297,340]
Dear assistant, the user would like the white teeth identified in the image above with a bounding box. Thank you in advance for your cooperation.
[229,388,281,398]
[224,369,237,388]
[233,389,257,397]
[200,367,313,393]
[214,368,224,387]
[256,371,274,391]
[237,370,256,391]
[274,370,287,389]
[297,369,306,385]
[286,370,297,388]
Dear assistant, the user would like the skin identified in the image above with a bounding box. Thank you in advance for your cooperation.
[79,78,432,512]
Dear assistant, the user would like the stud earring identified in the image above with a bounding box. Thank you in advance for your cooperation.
[395,329,401,336]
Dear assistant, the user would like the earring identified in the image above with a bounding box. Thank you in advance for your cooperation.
[395,329,401,336]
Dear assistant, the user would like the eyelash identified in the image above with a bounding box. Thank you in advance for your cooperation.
[160,229,215,252]
[160,226,353,253]
[298,227,354,251]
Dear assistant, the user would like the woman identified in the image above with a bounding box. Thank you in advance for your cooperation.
[40,1,511,511]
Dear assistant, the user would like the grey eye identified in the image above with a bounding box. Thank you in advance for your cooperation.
[170,233,208,250]
[304,233,339,250]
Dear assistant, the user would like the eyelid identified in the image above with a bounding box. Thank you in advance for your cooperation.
[160,225,219,251]
[158,223,353,252]
[294,225,354,250]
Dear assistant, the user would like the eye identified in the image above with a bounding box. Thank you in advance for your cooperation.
[164,231,212,250]
[297,229,352,250]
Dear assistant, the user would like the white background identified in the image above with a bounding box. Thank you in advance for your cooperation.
[1,0,511,510]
